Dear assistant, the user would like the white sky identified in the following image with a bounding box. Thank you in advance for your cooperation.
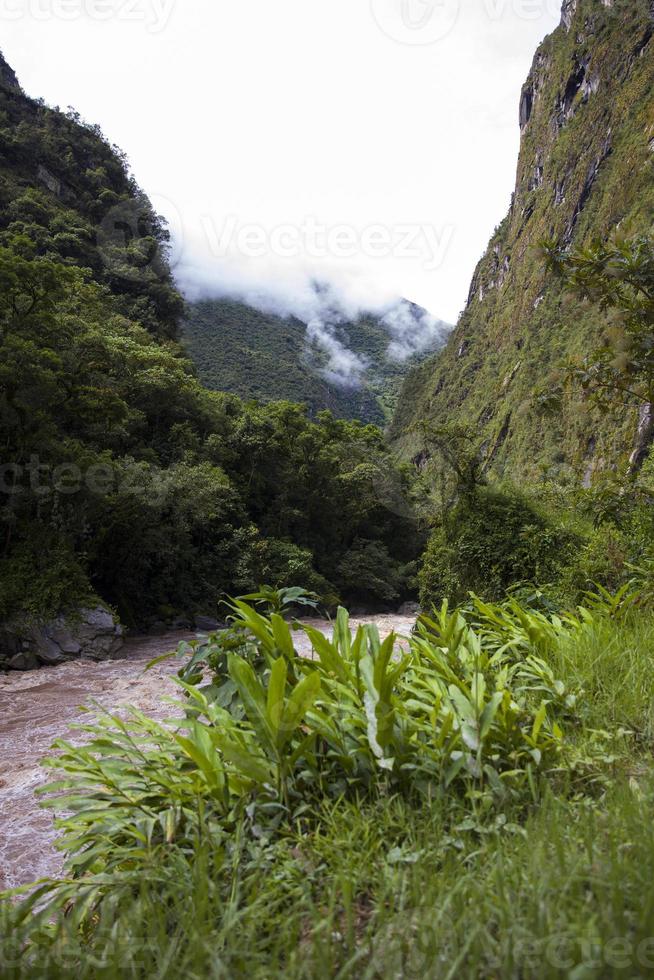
[4,0,562,323]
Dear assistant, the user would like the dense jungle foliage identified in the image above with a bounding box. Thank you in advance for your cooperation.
[0,60,421,628]
[416,230,654,613]
[183,298,445,426]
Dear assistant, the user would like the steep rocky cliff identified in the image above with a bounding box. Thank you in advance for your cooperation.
[390,0,654,482]
[0,51,20,92]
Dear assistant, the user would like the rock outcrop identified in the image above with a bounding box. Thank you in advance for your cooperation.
[0,607,124,672]
[0,50,21,91]
[390,0,654,482]
[629,403,654,474]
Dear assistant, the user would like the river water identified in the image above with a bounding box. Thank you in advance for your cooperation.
[0,614,415,891]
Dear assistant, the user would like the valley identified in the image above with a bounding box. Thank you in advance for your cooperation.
[2,2,654,976]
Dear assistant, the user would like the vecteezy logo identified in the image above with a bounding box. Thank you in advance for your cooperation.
[370,0,460,45]
[96,194,183,281]
[368,910,440,977]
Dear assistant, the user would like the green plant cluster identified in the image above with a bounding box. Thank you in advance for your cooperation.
[418,474,654,615]
[418,485,579,609]
[166,595,577,804]
[3,586,652,977]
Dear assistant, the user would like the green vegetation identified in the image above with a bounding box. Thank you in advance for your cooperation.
[183,298,445,425]
[3,586,654,977]
[3,13,654,975]
[414,416,654,613]
[543,233,654,468]
[391,0,654,480]
[418,485,578,609]
[0,64,422,630]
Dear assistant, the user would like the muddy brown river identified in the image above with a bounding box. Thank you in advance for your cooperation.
[0,615,415,891]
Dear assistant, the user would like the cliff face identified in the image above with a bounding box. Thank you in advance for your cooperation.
[390,0,654,482]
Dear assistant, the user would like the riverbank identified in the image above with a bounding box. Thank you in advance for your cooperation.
[0,615,415,889]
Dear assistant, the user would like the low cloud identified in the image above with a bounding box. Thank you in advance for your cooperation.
[175,246,452,388]
[305,317,370,388]
[176,245,399,321]
[381,301,451,363]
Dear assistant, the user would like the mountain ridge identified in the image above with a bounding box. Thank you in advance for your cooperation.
[390,0,654,481]
[182,296,450,425]
[0,50,422,639]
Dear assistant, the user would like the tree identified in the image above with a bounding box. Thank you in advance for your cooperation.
[416,421,486,515]
[543,233,654,471]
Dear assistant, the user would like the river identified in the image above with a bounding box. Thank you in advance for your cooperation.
[0,614,415,891]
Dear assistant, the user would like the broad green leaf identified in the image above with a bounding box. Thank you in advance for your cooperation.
[174,729,224,794]
[447,684,476,724]
[471,672,486,713]
[531,702,548,742]
[334,606,351,659]
[271,613,295,661]
[213,734,272,784]
[267,656,288,737]
[479,691,504,741]
[461,723,480,752]
[303,625,349,681]
[279,671,321,750]
[228,654,276,756]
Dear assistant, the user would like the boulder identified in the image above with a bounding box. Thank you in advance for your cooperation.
[0,628,20,661]
[44,625,82,655]
[194,615,220,632]
[32,632,67,665]
[1,605,124,671]
[8,651,39,671]
[77,609,124,660]
[171,617,193,631]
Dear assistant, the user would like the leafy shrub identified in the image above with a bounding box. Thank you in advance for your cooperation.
[232,531,333,601]
[0,532,96,622]
[419,487,579,610]
[334,539,408,607]
[89,460,245,625]
[35,595,588,877]
[557,522,630,600]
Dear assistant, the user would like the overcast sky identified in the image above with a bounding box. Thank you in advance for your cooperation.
[5,0,562,323]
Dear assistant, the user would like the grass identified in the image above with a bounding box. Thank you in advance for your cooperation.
[550,614,654,741]
[2,597,654,979]
[5,785,654,978]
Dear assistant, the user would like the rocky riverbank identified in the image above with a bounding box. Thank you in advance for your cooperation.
[0,607,124,672]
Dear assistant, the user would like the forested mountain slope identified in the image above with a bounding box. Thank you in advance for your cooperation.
[183,298,449,425]
[0,51,182,335]
[0,53,421,650]
[390,0,654,482]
